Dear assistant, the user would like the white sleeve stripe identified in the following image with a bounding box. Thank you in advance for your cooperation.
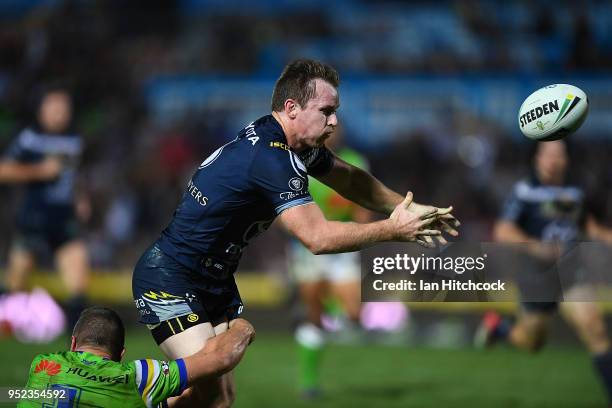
[135,360,143,388]
[288,151,307,177]
[145,360,161,407]
[276,198,314,215]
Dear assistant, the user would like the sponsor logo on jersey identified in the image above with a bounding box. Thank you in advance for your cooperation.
[161,361,170,376]
[66,367,129,384]
[270,141,291,151]
[245,122,259,145]
[187,180,209,206]
[280,191,307,201]
[187,313,199,323]
[289,177,304,191]
[35,359,62,376]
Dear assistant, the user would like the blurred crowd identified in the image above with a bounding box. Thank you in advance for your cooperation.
[0,0,611,270]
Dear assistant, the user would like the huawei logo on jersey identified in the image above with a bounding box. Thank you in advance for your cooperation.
[34,359,62,376]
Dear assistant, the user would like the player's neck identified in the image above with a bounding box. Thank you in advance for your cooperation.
[74,346,113,360]
[537,172,565,186]
[271,111,306,151]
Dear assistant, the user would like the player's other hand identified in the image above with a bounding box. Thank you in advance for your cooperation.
[389,192,441,248]
[229,318,256,344]
[37,156,63,181]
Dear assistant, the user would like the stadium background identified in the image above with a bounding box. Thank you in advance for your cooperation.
[0,0,611,406]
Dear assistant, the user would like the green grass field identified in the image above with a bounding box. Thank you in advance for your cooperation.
[1,330,606,407]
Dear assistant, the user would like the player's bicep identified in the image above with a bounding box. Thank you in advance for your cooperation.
[278,202,328,252]
[315,154,352,192]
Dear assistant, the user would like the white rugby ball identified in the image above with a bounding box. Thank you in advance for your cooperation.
[518,84,588,141]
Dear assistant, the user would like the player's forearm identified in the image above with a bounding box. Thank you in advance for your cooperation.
[0,161,55,183]
[306,218,396,254]
[336,166,403,215]
[493,221,535,243]
[0,162,45,182]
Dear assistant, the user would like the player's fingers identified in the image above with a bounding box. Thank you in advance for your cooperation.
[416,229,442,236]
[419,208,438,220]
[440,213,461,227]
[416,238,434,248]
[435,235,448,245]
[438,219,459,237]
[434,206,453,216]
[424,235,435,247]
[416,239,429,248]
[418,217,437,227]
[402,191,414,209]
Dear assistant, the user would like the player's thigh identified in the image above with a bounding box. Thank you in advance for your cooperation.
[159,322,215,358]
[162,322,225,408]
[560,293,609,354]
[330,280,361,321]
[6,246,35,291]
[55,239,89,294]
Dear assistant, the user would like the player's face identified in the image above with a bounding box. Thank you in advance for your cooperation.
[535,141,568,184]
[294,79,339,148]
[39,91,72,134]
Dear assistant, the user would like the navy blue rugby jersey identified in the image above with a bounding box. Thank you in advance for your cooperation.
[4,127,83,222]
[157,115,335,271]
[500,176,587,242]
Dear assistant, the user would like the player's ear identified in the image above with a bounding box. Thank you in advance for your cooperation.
[70,336,77,351]
[285,99,299,119]
[120,348,126,362]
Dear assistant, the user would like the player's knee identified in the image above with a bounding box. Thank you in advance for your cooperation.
[579,317,610,354]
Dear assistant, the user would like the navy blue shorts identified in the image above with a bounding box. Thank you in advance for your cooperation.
[132,243,243,326]
[14,217,80,255]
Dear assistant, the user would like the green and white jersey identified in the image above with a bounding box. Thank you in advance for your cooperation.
[18,351,188,407]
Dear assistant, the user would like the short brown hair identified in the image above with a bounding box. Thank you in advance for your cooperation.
[72,307,125,361]
[271,59,339,112]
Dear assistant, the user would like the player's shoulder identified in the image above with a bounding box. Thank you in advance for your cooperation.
[27,351,68,374]
[512,177,533,195]
[241,116,307,174]
[236,115,282,146]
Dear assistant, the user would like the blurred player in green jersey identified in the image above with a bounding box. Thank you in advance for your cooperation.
[18,306,254,407]
[288,129,370,397]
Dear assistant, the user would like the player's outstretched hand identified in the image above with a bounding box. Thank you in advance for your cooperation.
[389,192,442,248]
[405,197,460,245]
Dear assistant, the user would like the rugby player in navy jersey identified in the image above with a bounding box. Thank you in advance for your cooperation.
[476,140,612,404]
[0,87,90,329]
[132,59,459,407]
